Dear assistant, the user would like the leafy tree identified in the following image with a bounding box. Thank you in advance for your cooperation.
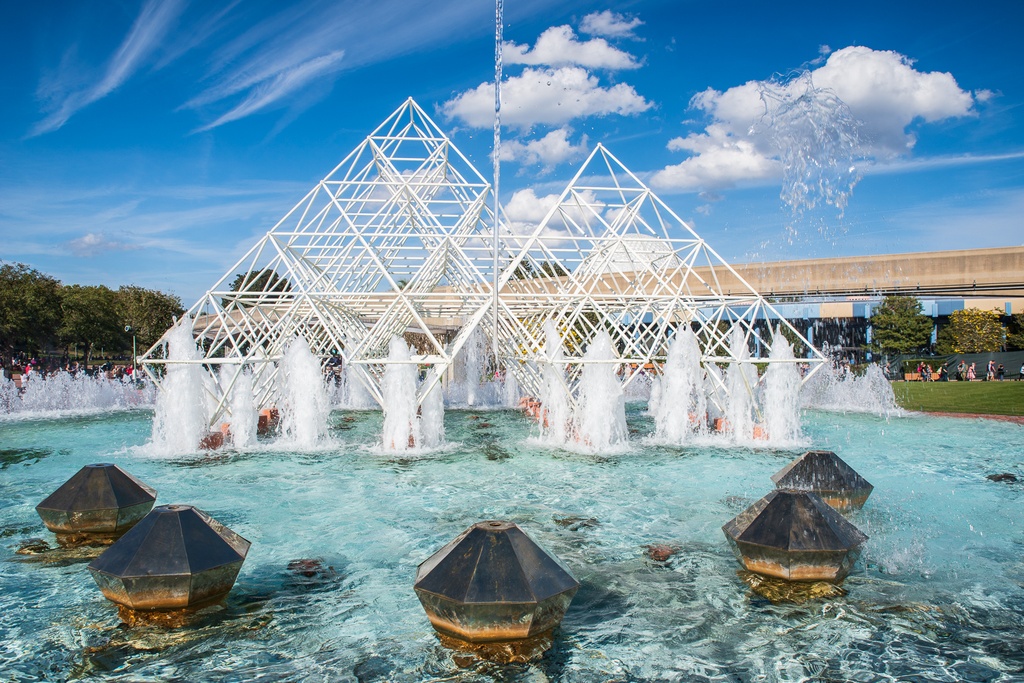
[945,308,1005,353]
[222,269,290,306]
[116,286,185,350]
[58,285,123,369]
[0,262,62,355]
[868,295,933,354]
[1006,313,1024,351]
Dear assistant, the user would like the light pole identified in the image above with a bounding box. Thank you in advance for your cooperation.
[125,325,137,378]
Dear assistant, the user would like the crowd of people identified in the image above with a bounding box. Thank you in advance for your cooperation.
[1,353,140,387]
[890,358,1023,382]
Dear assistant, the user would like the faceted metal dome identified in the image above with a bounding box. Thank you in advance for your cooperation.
[771,450,873,510]
[414,520,579,643]
[88,504,250,611]
[36,463,156,539]
[723,490,868,582]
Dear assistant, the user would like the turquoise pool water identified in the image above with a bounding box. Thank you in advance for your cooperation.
[1,406,1022,682]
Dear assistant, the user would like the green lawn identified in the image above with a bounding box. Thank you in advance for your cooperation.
[892,380,1024,416]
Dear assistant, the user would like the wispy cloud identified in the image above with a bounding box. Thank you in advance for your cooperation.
[29,0,186,137]
[185,0,493,131]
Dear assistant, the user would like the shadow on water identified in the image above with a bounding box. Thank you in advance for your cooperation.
[0,447,54,469]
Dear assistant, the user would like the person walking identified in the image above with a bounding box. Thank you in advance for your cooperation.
[986,359,995,381]
[967,362,977,381]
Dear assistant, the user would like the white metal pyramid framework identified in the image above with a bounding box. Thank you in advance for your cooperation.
[140,100,825,426]
[489,145,825,410]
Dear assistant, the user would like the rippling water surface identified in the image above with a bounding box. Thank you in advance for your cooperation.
[1,406,1022,682]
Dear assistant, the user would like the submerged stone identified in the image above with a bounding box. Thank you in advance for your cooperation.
[36,464,157,541]
[88,504,250,612]
[414,520,579,644]
[723,489,867,582]
[771,450,873,510]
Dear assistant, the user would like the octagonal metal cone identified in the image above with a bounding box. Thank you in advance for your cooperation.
[88,504,250,611]
[36,463,156,539]
[771,450,873,510]
[414,520,579,643]
[723,490,867,582]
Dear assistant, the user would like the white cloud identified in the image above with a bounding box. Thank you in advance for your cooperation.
[652,45,978,192]
[444,66,652,130]
[504,25,640,70]
[67,233,141,257]
[30,0,186,136]
[579,10,643,38]
[499,128,589,171]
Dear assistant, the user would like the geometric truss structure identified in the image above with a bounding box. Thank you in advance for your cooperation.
[140,99,500,426]
[490,145,826,411]
[140,99,825,427]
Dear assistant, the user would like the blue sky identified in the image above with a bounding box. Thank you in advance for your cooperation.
[2,0,1022,305]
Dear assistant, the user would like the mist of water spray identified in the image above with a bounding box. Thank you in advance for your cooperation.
[756,71,861,238]
[277,336,330,448]
[151,320,208,453]
[573,331,628,450]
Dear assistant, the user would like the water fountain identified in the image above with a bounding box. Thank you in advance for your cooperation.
[35,464,156,546]
[150,319,209,453]
[413,519,578,661]
[419,369,445,449]
[761,327,803,443]
[572,331,627,450]
[653,327,707,443]
[381,336,421,451]
[88,504,250,624]
[724,326,759,441]
[227,368,257,449]
[723,489,868,581]
[276,336,330,448]
[771,450,874,510]
[537,322,570,444]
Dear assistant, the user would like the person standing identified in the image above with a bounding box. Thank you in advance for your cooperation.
[997,363,1005,381]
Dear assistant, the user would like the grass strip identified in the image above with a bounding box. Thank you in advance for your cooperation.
[891,380,1024,416]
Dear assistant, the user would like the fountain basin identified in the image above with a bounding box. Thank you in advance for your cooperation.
[414,520,579,643]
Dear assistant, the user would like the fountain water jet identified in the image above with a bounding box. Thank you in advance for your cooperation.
[538,323,570,445]
[228,368,257,448]
[381,337,420,451]
[762,328,802,443]
[419,369,445,448]
[724,326,758,442]
[151,320,208,453]
[277,336,330,448]
[654,327,706,443]
[573,332,627,451]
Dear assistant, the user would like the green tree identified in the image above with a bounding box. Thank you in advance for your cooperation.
[868,295,933,354]
[1006,313,1024,351]
[222,269,290,307]
[58,285,123,369]
[116,286,185,350]
[946,308,1005,353]
[0,262,62,355]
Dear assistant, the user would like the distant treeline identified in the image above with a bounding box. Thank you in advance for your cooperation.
[1,262,185,369]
